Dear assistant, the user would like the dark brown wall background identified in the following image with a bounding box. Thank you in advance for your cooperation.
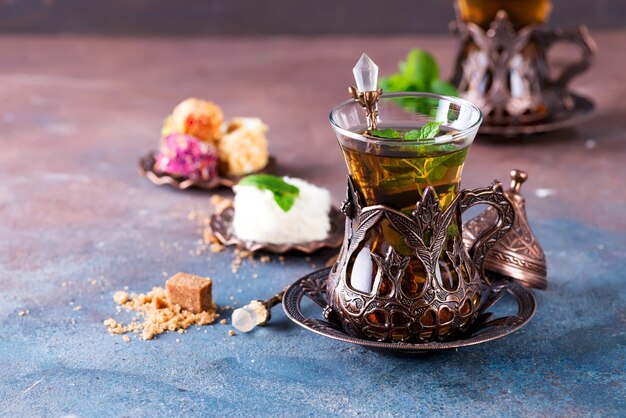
[0,0,624,36]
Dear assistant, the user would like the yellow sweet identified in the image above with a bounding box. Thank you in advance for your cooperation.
[218,117,269,177]
[160,114,176,140]
[171,98,223,143]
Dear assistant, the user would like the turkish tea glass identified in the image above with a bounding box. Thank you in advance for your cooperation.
[328,93,492,342]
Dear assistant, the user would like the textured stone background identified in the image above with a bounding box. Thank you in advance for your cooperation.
[0,0,625,35]
[0,33,625,416]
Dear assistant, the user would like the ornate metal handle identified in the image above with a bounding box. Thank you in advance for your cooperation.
[459,181,515,281]
[537,25,597,93]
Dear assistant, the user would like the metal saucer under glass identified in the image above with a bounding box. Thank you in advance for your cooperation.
[282,267,536,354]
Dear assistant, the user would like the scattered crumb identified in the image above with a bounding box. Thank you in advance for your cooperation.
[90,279,98,286]
[251,273,258,279]
[103,287,219,340]
[189,196,233,257]
[259,255,270,263]
[231,248,253,273]
[103,318,124,333]
[113,291,129,305]
[203,228,220,245]
[176,338,181,343]
[187,210,198,221]
[210,243,224,253]
[73,306,82,311]
[210,195,233,214]
[18,309,29,317]
[122,335,130,343]
[228,330,236,337]
[220,319,227,325]
[161,271,168,277]
[62,281,68,287]
[278,256,285,264]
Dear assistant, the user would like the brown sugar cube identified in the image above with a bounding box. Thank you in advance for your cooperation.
[166,272,214,313]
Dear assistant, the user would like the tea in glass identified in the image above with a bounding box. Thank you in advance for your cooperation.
[329,93,485,342]
[457,0,552,30]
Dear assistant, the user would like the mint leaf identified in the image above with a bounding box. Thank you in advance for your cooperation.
[430,79,458,97]
[379,48,459,98]
[440,147,469,167]
[371,128,402,139]
[238,174,300,212]
[403,130,422,140]
[379,73,411,93]
[403,121,443,140]
[418,121,443,139]
[274,193,296,212]
[399,49,439,91]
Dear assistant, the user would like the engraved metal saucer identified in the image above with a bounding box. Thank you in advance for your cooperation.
[138,152,276,190]
[283,268,536,353]
[478,94,594,137]
[209,207,344,254]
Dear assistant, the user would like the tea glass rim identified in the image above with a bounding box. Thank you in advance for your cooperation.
[329,92,483,147]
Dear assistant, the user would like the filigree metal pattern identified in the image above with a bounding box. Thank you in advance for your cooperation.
[459,182,516,283]
[283,268,536,354]
[348,86,383,132]
[327,177,515,343]
[463,170,547,289]
[450,8,596,129]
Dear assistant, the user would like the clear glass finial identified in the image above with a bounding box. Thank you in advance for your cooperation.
[231,300,269,333]
[353,53,379,92]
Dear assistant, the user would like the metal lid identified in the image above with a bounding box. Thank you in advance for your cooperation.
[463,169,547,289]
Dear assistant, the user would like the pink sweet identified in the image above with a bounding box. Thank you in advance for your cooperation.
[155,133,218,180]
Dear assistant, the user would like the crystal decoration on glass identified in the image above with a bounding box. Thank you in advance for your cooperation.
[353,53,379,92]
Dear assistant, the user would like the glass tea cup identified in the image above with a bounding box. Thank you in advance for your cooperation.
[327,93,514,343]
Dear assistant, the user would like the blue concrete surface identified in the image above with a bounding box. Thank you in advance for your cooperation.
[1,206,624,417]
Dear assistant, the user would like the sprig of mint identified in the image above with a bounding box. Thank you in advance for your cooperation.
[379,49,458,96]
[370,121,443,140]
[404,122,443,140]
[238,174,300,212]
[370,128,402,139]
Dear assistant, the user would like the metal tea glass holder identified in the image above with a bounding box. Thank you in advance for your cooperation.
[450,5,597,135]
[242,55,547,352]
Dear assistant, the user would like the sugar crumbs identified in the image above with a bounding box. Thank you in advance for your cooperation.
[103,288,219,340]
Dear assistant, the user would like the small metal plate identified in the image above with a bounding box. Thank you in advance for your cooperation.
[209,207,344,254]
[478,94,595,137]
[283,268,536,353]
[138,152,276,190]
